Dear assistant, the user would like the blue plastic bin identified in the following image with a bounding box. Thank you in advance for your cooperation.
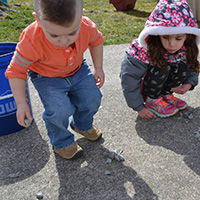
[0,43,31,136]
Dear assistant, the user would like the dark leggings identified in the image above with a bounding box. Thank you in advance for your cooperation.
[142,62,188,99]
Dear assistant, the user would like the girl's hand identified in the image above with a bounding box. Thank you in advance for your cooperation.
[138,108,155,119]
[171,83,192,94]
[93,68,105,88]
[17,102,33,127]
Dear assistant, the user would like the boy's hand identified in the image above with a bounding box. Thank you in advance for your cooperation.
[138,107,155,119]
[171,83,192,94]
[93,68,105,88]
[17,102,33,127]
[8,78,33,127]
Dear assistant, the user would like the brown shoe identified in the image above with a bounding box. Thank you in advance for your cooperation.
[70,124,102,141]
[53,143,83,160]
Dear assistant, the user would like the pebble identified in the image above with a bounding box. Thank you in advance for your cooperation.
[115,154,125,161]
[36,192,43,199]
[105,170,111,175]
[24,119,32,127]
[187,113,193,119]
[106,150,125,162]
[108,151,116,159]
[194,128,200,141]
[178,112,193,120]
[8,172,19,178]
[184,112,189,118]
[177,112,183,120]
[106,158,112,164]
[104,149,125,175]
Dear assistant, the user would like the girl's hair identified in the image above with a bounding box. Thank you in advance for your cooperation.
[147,35,200,73]
[34,0,79,25]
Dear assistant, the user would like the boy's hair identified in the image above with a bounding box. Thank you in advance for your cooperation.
[34,0,81,25]
[147,35,200,73]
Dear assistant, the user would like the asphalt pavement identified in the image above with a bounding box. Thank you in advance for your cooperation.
[0,44,200,200]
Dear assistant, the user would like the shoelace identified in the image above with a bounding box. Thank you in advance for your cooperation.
[153,97,169,111]
[157,99,169,108]
[166,95,179,103]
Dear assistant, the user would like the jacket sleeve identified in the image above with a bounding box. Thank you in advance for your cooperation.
[184,70,199,90]
[120,52,149,111]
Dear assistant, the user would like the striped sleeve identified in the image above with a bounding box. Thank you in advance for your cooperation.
[5,31,39,80]
[14,51,34,68]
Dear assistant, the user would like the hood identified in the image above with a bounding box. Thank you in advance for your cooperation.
[138,0,200,48]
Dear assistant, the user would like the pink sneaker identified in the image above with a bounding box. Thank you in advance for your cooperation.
[163,94,188,110]
[145,97,179,118]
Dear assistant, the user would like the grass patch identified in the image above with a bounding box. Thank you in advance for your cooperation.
[0,1,34,42]
[0,0,199,45]
[0,0,157,44]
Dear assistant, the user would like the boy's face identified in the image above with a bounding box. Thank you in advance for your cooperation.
[34,8,82,48]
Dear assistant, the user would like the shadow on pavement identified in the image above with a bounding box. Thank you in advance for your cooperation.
[0,120,50,186]
[135,106,200,176]
[55,138,158,200]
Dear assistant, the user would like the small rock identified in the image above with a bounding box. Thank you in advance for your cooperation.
[104,149,110,156]
[194,131,200,138]
[177,112,183,120]
[108,151,116,159]
[184,112,189,118]
[114,154,120,161]
[36,192,43,199]
[104,149,125,162]
[194,129,200,141]
[106,158,112,164]
[105,170,111,175]
[117,149,123,154]
[24,119,32,127]
[187,113,193,119]
[117,154,125,161]
[8,172,19,178]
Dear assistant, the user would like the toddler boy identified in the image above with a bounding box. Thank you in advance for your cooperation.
[5,0,104,160]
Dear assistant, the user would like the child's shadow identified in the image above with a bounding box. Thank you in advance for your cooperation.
[0,120,50,186]
[135,106,200,175]
[55,138,158,200]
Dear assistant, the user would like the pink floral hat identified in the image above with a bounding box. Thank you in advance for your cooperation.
[138,0,200,48]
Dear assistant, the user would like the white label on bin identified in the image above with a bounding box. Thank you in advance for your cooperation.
[0,101,17,115]
[0,94,14,100]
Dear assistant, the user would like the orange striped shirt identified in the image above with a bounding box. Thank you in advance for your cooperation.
[5,16,104,80]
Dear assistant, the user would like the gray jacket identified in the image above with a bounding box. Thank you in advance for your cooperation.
[120,51,199,111]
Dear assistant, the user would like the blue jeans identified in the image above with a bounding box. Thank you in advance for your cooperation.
[28,60,102,149]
